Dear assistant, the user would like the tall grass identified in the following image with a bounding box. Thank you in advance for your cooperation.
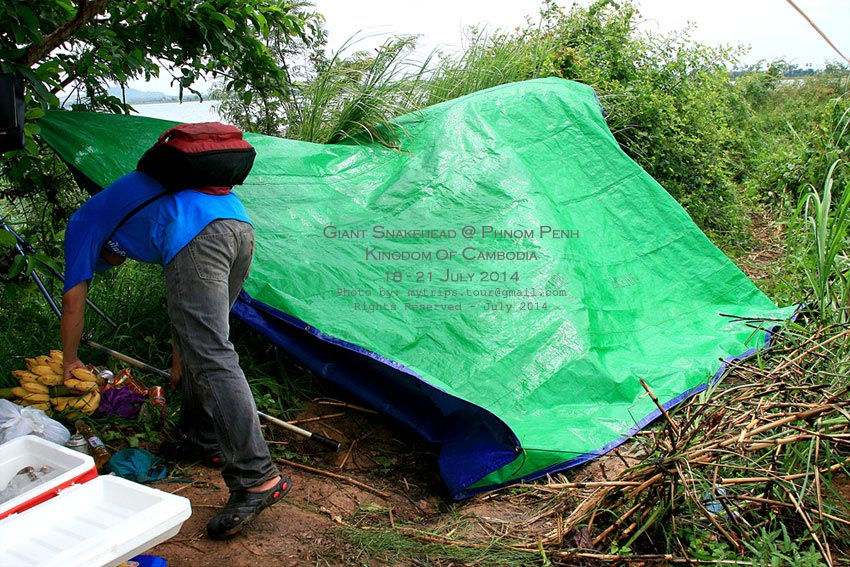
[422,26,552,107]
[792,159,850,322]
[294,36,419,144]
[219,34,429,145]
[218,18,555,146]
[0,286,60,387]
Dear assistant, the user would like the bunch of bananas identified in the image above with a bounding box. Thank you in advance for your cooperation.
[6,350,104,417]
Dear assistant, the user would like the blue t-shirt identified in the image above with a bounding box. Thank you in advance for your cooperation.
[64,171,251,292]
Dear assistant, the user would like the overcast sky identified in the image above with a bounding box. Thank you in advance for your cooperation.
[310,0,849,66]
[132,0,849,94]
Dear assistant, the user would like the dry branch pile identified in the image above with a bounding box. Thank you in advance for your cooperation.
[403,322,850,566]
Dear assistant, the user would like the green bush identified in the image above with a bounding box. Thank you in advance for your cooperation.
[735,64,849,202]
[418,0,749,239]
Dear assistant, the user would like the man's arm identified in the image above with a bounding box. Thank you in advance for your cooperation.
[61,280,89,380]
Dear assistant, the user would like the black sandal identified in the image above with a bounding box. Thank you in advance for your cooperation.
[207,475,291,540]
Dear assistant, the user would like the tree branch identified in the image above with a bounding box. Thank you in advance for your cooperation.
[19,0,109,67]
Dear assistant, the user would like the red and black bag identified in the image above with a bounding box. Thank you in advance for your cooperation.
[105,122,256,241]
[136,122,256,195]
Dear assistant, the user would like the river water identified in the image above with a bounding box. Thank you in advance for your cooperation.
[132,99,224,123]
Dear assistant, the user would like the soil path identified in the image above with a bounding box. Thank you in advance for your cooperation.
[148,401,447,566]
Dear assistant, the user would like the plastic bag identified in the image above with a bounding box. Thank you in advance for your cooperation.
[93,387,146,419]
[0,399,71,446]
[0,400,30,443]
[106,448,167,483]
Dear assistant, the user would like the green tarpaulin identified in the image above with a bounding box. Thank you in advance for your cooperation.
[39,78,794,498]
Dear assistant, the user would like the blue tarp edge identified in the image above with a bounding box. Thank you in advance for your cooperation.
[233,290,798,499]
[232,291,523,498]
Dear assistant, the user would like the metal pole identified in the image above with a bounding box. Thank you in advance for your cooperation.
[258,411,341,452]
[1,221,117,328]
[85,339,171,379]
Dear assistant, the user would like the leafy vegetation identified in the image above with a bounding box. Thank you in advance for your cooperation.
[0,0,320,111]
[1,0,849,565]
[0,0,323,224]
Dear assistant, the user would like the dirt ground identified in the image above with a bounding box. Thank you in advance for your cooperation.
[145,400,453,567]
[142,399,850,567]
[141,397,850,567]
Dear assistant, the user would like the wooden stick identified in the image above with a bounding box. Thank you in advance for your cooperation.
[730,495,850,527]
[338,437,358,471]
[275,458,390,499]
[813,435,834,566]
[532,480,644,490]
[689,401,849,460]
[785,0,850,63]
[785,488,833,567]
[678,461,848,485]
[591,499,644,546]
[289,412,346,425]
[316,399,378,414]
[768,329,850,376]
[640,377,680,443]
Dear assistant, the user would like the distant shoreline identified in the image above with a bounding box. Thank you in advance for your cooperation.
[132,99,225,122]
[133,98,220,106]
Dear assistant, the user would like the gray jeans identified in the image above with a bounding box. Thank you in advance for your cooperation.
[165,219,278,491]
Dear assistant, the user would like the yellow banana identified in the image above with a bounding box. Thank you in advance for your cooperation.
[47,360,64,375]
[17,399,51,411]
[21,381,49,394]
[71,368,99,382]
[21,392,50,403]
[35,373,64,387]
[11,370,40,382]
[50,396,77,412]
[49,350,64,363]
[11,386,28,398]
[64,378,98,392]
[24,355,51,371]
[30,365,56,377]
[30,402,52,413]
[79,391,101,415]
[70,390,99,411]
[13,370,63,387]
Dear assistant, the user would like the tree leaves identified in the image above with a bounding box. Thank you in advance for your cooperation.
[0,0,321,210]
[0,0,319,112]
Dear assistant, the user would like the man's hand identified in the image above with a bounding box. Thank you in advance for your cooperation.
[63,358,86,382]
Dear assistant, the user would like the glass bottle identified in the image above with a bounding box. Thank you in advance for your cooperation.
[74,420,111,471]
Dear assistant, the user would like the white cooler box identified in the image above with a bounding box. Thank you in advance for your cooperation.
[0,435,191,567]
[0,435,98,519]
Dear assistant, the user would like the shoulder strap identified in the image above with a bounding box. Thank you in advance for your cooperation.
[104,190,168,243]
